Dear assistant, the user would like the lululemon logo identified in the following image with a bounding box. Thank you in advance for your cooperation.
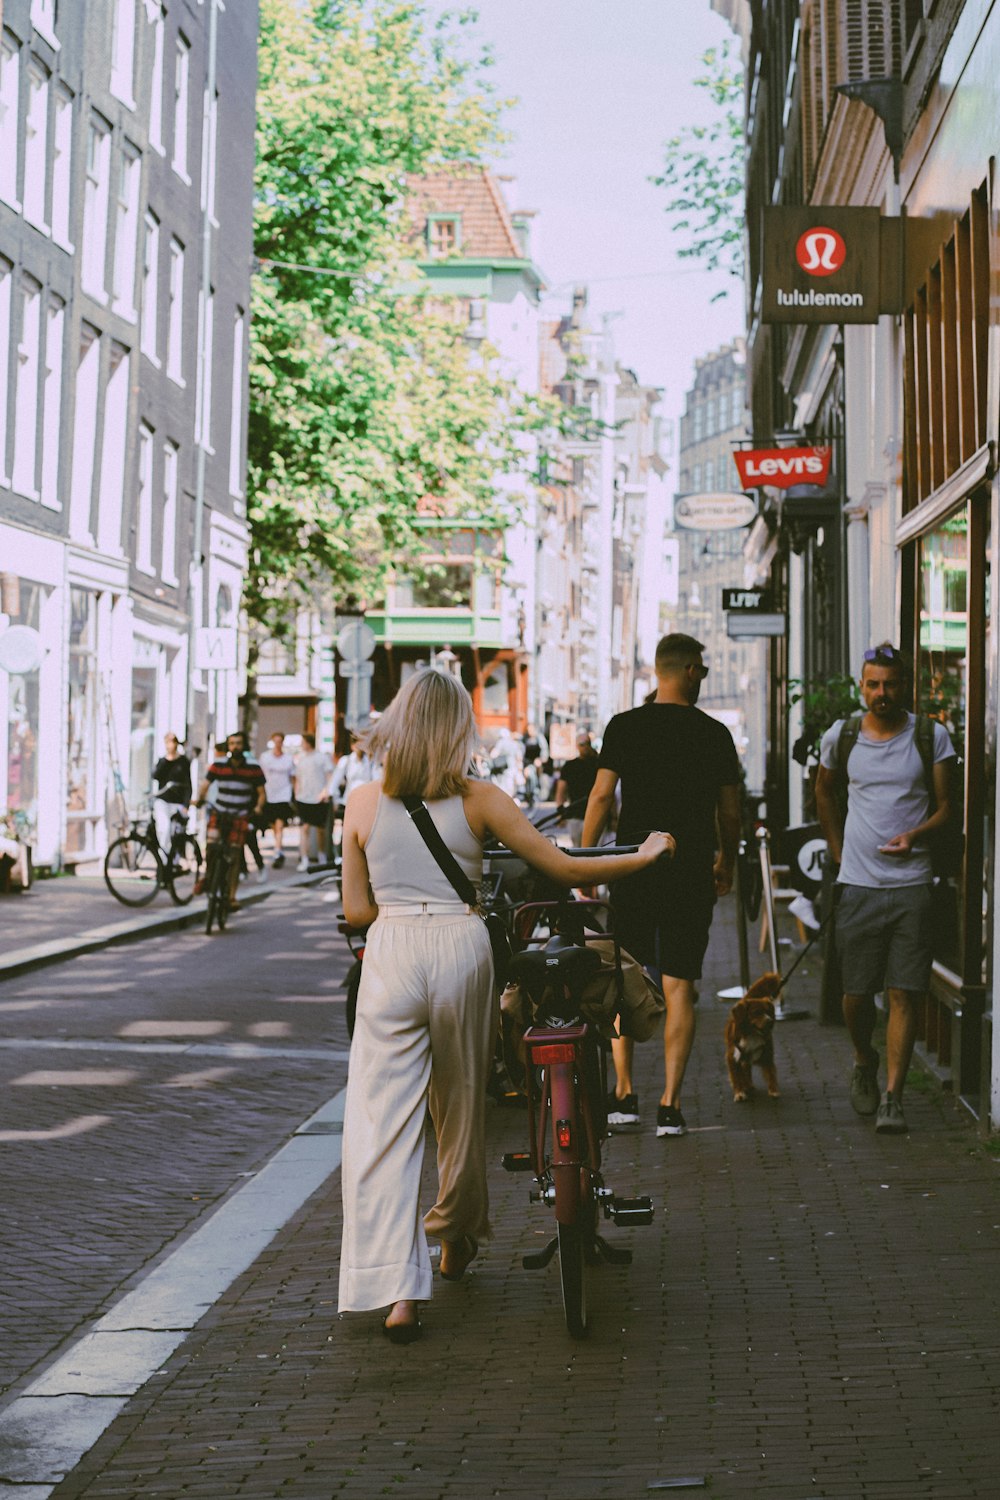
[795,226,846,277]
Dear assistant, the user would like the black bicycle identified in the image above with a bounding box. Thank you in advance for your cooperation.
[202,813,244,934]
[105,808,202,908]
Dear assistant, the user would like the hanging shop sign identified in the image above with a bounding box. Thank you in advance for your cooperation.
[726,612,787,639]
[673,493,758,532]
[733,446,832,491]
[762,206,885,324]
[722,588,773,612]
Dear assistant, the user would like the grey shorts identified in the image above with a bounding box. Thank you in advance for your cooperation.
[835,884,934,994]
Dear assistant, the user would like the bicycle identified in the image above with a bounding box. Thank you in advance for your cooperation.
[203,812,242,934]
[494,849,654,1339]
[104,807,202,908]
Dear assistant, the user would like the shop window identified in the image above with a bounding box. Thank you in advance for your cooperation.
[0,573,44,838]
[65,587,98,856]
[129,663,158,812]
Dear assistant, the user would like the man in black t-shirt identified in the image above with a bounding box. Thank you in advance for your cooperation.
[554,732,600,841]
[582,633,742,1137]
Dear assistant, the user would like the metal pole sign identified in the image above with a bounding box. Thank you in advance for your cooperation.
[336,618,376,732]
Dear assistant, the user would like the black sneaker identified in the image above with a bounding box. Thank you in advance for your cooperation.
[606,1091,640,1127]
[850,1049,880,1115]
[656,1104,687,1137]
[272,853,285,870]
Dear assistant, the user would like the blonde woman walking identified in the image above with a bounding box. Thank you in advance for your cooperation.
[338,668,674,1343]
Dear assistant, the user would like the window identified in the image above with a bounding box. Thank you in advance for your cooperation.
[691,463,702,491]
[692,402,704,443]
[228,309,244,496]
[161,441,178,583]
[704,396,715,437]
[39,295,63,509]
[172,35,190,180]
[51,86,73,250]
[97,341,129,552]
[82,116,111,301]
[0,259,11,484]
[110,0,136,108]
[427,215,460,257]
[704,457,715,492]
[136,421,154,572]
[23,61,49,231]
[112,144,141,318]
[166,237,184,382]
[69,324,100,541]
[0,36,20,210]
[731,385,743,429]
[200,88,217,218]
[30,1,59,49]
[147,3,165,153]
[12,277,42,498]
[194,288,213,448]
[140,212,159,360]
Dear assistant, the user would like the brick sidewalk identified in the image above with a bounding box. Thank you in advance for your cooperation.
[48,901,1000,1499]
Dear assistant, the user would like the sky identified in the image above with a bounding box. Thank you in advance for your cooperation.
[423,0,744,458]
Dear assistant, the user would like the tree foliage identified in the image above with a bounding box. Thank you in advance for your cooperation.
[246,0,547,656]
[650,42,744,288]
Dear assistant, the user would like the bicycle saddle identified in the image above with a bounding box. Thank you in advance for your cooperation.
[508,943,602,1005]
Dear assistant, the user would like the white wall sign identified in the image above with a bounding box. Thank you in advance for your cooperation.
[673,493,757,532]
[194,626,238,671]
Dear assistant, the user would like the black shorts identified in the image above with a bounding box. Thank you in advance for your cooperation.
[261,801,294,826]
[295,801,330,829]
[611,861,717,982]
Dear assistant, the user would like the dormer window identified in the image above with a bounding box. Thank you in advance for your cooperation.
[427,214,460,257]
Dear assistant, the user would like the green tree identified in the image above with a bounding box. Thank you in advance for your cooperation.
[246,1,546,690]
[650,42,744,289]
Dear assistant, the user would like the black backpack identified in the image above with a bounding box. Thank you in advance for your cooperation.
[834,714,963,877]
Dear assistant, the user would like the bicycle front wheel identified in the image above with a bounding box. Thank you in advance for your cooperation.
[167,836,202,905]
[104,836,162,907]
[557,1220,588,1339]
[204,850,223,933]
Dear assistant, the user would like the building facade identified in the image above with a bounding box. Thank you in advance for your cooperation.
[729,0,1000,1128]
[0,0,257,867]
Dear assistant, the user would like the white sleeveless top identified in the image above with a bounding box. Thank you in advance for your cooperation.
[365,792,483,904]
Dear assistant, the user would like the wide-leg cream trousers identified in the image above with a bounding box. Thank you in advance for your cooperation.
[338,912,497,1312]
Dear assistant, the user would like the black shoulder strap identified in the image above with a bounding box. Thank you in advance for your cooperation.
[401,795,479,906]
[836,715,863,779]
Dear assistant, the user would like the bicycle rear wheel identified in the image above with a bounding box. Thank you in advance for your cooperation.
[557,1220,587,1338]
[204,850,223,933]
[167,836,202,905]
[104,836,162,907]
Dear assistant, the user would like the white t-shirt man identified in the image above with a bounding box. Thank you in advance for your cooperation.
[295,748,334,804]
[260,749,295,805]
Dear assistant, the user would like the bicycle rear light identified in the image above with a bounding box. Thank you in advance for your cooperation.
[531,1043,576,1064]
[556,1118,572,1149]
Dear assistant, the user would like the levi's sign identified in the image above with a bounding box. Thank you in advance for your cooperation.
[762,206,882,325]
[733,446,832,491]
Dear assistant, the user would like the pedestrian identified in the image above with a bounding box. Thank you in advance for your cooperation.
[338,667,674,1342]
[259,731,296,869]
[151,733,191,857]
[582,633,742,1137]
[232,731,267,884]
[815,643,954,1134]
[294,731,334,871]
[554,731,600,842]
[487,726,522,798]
[522,721,550,800]
[193,734,266,908]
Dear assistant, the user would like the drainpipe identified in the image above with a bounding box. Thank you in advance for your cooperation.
[185,0,219,743]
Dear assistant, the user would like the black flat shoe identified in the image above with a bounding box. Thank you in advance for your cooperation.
[439,1234,478,1282]
[382,1314,422,1345]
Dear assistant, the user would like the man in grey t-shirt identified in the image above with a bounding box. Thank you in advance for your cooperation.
[816,644,954,1135]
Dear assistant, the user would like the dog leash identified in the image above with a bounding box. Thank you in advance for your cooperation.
[774,910,834,994]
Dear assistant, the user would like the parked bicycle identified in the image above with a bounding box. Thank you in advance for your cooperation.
[104,808,202,908]
[496,849,654,1339]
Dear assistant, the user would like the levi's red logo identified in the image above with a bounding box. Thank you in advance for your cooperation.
[733,447,832,491]
[795,227,846,277]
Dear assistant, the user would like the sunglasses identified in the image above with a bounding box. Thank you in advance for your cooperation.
[862,646,900,664]
[685,662,710,677]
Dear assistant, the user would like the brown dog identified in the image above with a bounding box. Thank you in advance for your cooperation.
[726,973,780,1102]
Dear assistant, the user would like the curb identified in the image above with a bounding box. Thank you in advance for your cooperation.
[0,869,339,982]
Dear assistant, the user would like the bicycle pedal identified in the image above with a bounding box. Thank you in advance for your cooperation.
[500,1152,533,1172]
[605,1195,654,1227]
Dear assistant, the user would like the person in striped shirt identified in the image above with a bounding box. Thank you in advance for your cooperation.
[193,733,266,907]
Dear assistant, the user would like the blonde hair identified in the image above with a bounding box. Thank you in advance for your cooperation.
[363,668,476,800]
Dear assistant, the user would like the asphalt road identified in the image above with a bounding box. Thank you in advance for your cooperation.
[0,883,353,1399]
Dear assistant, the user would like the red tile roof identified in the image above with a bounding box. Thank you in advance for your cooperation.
[406,167,523,259]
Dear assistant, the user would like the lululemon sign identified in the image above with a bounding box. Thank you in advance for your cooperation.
[762,205,881,324]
